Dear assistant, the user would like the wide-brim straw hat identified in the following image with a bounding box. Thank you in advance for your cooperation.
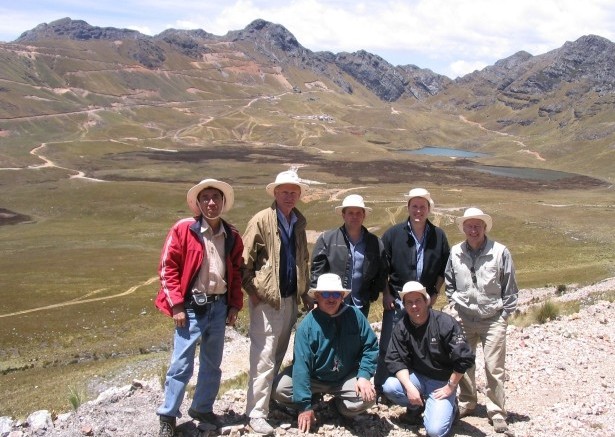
[404,187,434,209]
[307,273,351,299]
[398,281,431,305]
[456,207,493,233]
[265,170,309,198]
[186,179,234,216]
[334,194,372,216]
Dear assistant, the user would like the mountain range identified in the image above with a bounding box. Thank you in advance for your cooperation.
[1,17,614,181]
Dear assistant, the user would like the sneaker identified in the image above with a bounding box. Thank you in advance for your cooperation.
[492,417,509,433]
[188,408,221,430]
[458,405,476,418]
[400,407,423,425]
[158,418,175,437]
[249,417,275,435]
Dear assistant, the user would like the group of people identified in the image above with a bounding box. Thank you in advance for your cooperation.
[153,170,519,437]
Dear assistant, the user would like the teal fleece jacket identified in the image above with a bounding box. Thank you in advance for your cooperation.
[291,305,378,411]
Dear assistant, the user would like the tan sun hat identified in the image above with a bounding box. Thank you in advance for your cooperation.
[308,273,351,299]
[404,187,434,209]
[398,281,431,305]
[334,194,372,216]
[186,179,234,216]
[265,170,309,198]
[456,207,493,233]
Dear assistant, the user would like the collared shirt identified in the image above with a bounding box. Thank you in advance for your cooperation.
[344,228,366,308]
[408,221,431,281]
[277,208,298,297]
[465,238,487,260]
[194,221,227,295]
[277,208,298,238]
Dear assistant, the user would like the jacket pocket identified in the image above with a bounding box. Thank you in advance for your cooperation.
[255,262,273,298]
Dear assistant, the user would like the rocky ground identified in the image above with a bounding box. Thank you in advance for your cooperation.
[1,278,614,437]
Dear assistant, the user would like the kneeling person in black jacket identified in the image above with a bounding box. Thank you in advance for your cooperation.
[383,281,475,437]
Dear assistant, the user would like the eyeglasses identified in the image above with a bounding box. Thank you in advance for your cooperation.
[319,291,343,299]
[199,194,223,203]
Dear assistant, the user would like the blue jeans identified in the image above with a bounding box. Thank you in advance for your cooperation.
[383,373,457,437]
[157,296,227,418]
[374,298,404,388]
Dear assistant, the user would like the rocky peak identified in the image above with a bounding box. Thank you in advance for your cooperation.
[15,17,144,42]
[334,51,451,101]
[226,19,302,54]
[505,34,615,95]
[156,28,217,59]
[334,50,407,101]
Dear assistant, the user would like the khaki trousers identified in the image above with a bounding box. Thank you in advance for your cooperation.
[273,367,374,417]
[246,296,297,419]
[455,309,508,421]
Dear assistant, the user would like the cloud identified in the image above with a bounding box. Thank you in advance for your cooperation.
[1,0,614,78]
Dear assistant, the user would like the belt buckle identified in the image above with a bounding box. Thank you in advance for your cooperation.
[192,289,213,306]
[193,293,208,305]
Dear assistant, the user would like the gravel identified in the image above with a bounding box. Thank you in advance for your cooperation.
[2,278,614,437]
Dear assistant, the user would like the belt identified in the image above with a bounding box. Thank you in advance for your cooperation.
[191,292,225,306]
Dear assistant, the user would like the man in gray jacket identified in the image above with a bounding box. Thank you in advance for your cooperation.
[445,207,518,434]
[310,194,387,318]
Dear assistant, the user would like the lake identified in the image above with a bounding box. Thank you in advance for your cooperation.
[402,146,489,158]
[401,147,579,181]
[464,165,575,181]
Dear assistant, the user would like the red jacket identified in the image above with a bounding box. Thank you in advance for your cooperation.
[155,216,244,317]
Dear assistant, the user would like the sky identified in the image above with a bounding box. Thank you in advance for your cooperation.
[1,0,614,79]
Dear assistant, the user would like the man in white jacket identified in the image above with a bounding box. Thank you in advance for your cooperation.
[445,207,518,434]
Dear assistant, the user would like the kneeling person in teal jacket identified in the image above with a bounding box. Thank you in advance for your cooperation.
[273,273,379,433]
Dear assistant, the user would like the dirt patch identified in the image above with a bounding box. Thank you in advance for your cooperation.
[0,208,32,226]
[127,146,608,191]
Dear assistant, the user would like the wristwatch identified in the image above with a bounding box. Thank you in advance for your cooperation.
[447,379,458,388]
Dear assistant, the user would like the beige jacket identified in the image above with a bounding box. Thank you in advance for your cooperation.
[242,202,310,309]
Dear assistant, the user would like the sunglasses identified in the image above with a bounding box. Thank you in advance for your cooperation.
[319,291,343,299]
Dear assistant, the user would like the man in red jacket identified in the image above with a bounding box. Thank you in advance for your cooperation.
[154,179,244,437]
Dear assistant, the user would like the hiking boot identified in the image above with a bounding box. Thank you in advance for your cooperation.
[400,407,423,425]
[311,392,324,405]
[158,417,176,437]
[453,400,460,424]
[188,408,221,430]
[492,417,509,433]
[458,405,476,418]
[249,417,275,435]
[375,390,392,406]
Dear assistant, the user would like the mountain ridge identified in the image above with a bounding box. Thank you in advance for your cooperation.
[1,17,614,181]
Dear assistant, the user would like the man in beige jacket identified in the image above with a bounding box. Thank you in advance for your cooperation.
[242,170,312,435]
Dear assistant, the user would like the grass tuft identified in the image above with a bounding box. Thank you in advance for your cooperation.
[67,386,85,411]
[534,300,560,324]
[217,371,249,399]
[159,363,167,390]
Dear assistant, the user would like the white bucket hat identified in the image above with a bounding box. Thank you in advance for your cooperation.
[186,179,234,216]
[265,170,309,198]
[398,281,430,305]
[307,273,351,298]
[334,194,372,216]
[404,187,434,209]
[456,207,493,233]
